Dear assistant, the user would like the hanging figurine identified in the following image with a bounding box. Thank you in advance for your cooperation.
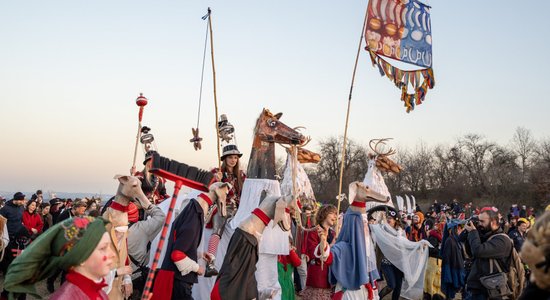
[190,128,203,150]
[141,126,155,152]
[218,114,235,143]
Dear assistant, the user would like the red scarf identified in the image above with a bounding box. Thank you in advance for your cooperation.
[65,270,107,300]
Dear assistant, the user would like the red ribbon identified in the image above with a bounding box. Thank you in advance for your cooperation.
[110,201,129,212]
[350,201,366,208]
[252,208,271,226]
[198,193,213,206]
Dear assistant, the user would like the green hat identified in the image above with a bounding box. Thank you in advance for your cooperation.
[3,216,109,299]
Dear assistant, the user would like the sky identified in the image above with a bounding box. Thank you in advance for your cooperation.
[1,0,549,195]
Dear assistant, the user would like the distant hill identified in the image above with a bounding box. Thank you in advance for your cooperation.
[0,190,113,202]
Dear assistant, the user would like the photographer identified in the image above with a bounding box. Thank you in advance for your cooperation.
[463,208,513,300]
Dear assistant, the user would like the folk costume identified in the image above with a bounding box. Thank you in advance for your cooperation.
[301,226,335,300]
[328,207,380,300]
[210,178,286,300]
[102,201,132,300]
[205,145,246,276]
[3,217,109,300]
[151,193,210,300]
[370,222,431,300]
[277,248,302,300]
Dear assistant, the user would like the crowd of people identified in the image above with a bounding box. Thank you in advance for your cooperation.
[1,144,550,300]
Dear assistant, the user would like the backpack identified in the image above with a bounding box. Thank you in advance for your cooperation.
[485,233,525,300]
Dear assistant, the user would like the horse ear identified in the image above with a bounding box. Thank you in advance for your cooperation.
[274,112,283,120]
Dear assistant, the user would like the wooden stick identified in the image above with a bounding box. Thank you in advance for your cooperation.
[336,6,369,236]
[132,121,141,175]
[208,7,222,170]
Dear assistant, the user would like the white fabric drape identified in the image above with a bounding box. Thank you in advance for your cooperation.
[369,223,431,300]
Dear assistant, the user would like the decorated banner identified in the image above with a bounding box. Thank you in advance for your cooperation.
[365,0,435,112]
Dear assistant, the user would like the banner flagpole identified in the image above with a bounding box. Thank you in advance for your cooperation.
[335,6,369,236]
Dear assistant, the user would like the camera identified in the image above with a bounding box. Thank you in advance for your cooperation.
[467,216,480,228]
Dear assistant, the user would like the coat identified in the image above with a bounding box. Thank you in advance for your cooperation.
[466,229,513,293]
[22,211,44,236]
[128,205,165,269]
[0,201,26,238]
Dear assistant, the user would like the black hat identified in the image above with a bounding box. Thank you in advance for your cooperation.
[49,198,61,205]
[143,150,158,165]
[13,192,25,201]
[221,144,243,161]
[36,190,42,195]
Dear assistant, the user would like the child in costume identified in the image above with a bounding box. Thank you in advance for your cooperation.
[3,217,115,300]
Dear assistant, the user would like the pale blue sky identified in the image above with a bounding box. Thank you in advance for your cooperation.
[1,1,549,194]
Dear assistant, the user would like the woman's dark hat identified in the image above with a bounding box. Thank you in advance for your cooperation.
[143,150,158,165]
[221,144,243,161]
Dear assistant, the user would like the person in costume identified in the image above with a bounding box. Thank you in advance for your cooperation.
[151,185,227,300]
[328,202,380,299]
[127,199,165,299]
[301,204,337,300]
[133,150,169,204]
[3,216,115,300]
[277,237,302,300]
[377,211,406,300]
[204,144,246,277]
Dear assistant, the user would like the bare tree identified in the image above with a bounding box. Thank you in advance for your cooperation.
[309,137,368,205]
[511,127,536,181]
[456,134,495,196]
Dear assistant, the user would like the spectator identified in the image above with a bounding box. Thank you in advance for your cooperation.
[22,200,44,239]
[441,220,466,299]
[463,208,513,299]
[41,203,52,232]
[57,200,86,222]
[423,219,445,300]
[520,205,527,218]
[0,192,29,276]
[86,200,98,216]
[49,198,63,224]
[519,211,550,299]
[509,218,529,253]
[406,212,426,242]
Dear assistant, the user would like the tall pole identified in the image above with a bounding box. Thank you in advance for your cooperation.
[207,7,222,170]
[335,6,369,236]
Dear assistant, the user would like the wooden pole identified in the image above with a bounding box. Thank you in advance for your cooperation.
[335,6,369,236]
[207,7,222,170]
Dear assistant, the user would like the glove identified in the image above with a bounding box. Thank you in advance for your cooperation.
[174,256,200,276]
